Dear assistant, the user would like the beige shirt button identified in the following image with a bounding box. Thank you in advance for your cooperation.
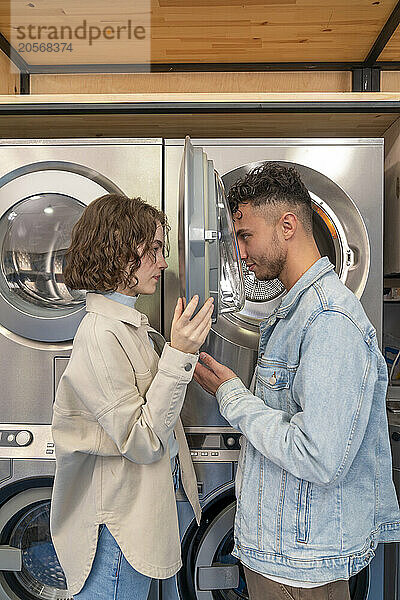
[184,363,193,371]
[268,374,277,385]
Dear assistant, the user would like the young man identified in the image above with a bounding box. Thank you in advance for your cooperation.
[194,163,400,600]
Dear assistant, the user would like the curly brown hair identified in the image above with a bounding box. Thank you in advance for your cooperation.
[227,162,313,234]
[64,194,169,292]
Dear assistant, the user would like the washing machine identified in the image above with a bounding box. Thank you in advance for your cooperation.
[163,138,385,599]
[0,138,163,600]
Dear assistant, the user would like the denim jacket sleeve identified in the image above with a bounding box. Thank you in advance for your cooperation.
[216,310,377,486]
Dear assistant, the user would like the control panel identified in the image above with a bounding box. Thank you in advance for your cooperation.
[0,425,54,459]
[185,427,241,462]
[0,425,242,462]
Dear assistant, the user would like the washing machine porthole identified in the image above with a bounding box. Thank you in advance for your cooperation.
[0,193,85,320]
[0,498,71,600]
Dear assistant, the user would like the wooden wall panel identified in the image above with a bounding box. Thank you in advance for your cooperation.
[0,51,19,94]
[31,71,352,95]
[381,72,400,92]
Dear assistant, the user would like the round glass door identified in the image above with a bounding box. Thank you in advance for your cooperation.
[0,163,123,342]
[0,193,85,318]
[5,501,70,600]
[179,137,245,323]
[0,488,72,600]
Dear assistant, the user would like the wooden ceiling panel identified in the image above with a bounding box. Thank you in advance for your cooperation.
[0,0,397,66]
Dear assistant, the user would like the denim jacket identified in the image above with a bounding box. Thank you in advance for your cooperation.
[216,257,400,583]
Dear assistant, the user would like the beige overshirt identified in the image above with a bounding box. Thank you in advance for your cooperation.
[50,293,201,595]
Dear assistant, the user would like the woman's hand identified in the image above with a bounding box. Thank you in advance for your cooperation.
[170,295,214,354]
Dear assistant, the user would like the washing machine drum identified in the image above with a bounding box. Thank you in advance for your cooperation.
[0,192,84,311]
[0,487,71,600]
[222,161,370,325]
[0,162,123,342]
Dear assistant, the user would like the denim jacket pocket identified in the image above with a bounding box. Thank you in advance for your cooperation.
[296,479,312,543]
[257,365,289,391]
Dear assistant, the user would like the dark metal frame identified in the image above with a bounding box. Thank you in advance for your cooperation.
[0,1,399,93]
[0,32,30,93]
[365,1,400,67]
[23,61,400,74]
[352,68,382,93]
[0,100,399,116]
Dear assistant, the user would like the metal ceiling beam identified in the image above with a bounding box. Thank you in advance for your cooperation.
[364,0,400,66]
[376,61,400,69]
[0,32,29,73]
[26,61,365,74]
[22,61,400,74]
[0,32,30,94]
[0,100,399,116]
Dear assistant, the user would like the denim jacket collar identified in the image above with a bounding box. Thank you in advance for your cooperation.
[262,256,335,329]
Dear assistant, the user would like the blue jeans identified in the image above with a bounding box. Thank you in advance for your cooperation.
[74,459,181,599]
[73,525,152,600]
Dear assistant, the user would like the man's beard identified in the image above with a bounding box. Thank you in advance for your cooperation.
[254,232,287,282]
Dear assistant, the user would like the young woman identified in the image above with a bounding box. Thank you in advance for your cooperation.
[50,194,213,600]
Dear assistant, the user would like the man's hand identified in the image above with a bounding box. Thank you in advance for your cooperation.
[194,352,238,396]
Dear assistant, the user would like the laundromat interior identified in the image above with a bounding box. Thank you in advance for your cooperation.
[1,1,400,599]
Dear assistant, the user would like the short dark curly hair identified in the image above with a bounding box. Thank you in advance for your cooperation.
[64,194,169,292]
[227,162,313,234]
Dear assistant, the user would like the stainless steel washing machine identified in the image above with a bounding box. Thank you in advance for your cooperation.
[0,138,163,600]
[163,138,385,599]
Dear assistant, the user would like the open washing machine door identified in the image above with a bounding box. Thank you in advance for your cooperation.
[0,161,123,343]
[178,137,245,322]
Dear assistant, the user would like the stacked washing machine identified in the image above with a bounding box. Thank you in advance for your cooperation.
[0,137,388,600]
[0,139,163,600]
[162,138,386,600]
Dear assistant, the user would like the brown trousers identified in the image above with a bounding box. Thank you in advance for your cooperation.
[243,565,351,600]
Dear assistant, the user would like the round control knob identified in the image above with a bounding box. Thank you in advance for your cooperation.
[392,432,400,442]
[226,437,236,447]
[15,431,33,447]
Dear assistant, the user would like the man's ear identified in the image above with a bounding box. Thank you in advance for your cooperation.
[280,212,297,240]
